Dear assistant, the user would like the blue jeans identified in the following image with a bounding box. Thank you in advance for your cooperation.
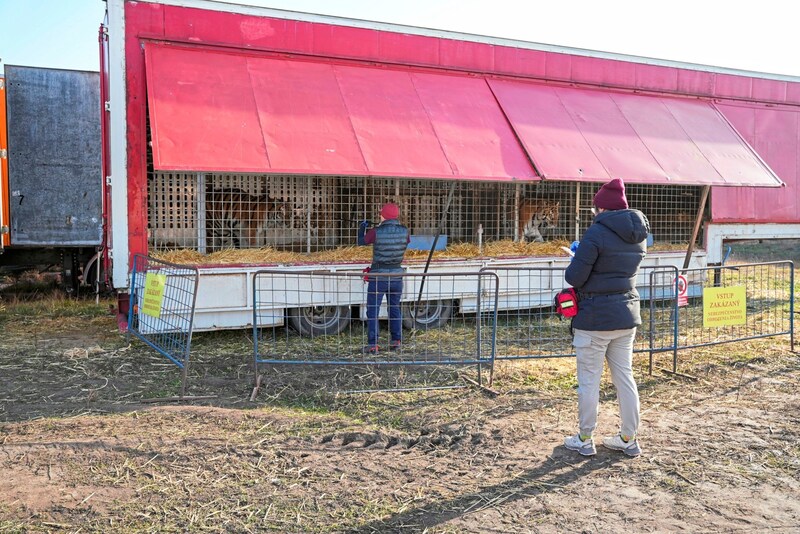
[366,275,403,347]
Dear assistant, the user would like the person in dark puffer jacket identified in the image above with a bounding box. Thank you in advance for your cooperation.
[359,203,409,354]
[562,178,650,458]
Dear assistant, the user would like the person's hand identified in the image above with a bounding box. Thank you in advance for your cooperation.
[570,240,580,254]
[357,220,371,246]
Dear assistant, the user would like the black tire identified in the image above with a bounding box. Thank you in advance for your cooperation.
[288,305,351,337]
[402,300,453,330]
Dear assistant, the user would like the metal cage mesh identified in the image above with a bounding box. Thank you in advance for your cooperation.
[146,172,704,253]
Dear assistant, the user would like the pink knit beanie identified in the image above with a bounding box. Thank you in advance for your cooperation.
[593,178,628,210]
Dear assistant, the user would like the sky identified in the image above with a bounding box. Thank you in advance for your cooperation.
[0,0,799,77]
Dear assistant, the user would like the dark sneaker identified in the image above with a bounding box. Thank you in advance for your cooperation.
[602,434,642,457]
[563,434,596,456]
[362,345,379,354]
[389,340,402,351]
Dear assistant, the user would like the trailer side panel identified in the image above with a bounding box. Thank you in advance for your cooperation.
[5,66,102,246]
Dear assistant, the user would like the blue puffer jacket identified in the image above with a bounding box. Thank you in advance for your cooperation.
[565,209,650,331]
[371,220,409,273]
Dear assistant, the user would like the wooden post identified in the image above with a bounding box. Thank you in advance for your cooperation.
[682,185,710,270]
[415,182,457,308]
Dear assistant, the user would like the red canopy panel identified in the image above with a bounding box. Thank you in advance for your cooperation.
[488,79,783,187]
[411,72,536,180]
[144,43,364,174]
[332,64,454,178]
[144,42,537,181]
[144,44,270,172]
[247,58,367,174]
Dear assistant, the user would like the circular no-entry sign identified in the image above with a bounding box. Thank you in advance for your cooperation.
[677,275,688,306]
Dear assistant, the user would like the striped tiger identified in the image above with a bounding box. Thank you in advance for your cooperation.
[206,188,289,248]
[519,199,560,242]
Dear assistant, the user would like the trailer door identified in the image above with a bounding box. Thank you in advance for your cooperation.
[4,66,102,247]
[0,76,8,250]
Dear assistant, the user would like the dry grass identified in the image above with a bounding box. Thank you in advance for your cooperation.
[1,241,796,534]
[1,277,797,532]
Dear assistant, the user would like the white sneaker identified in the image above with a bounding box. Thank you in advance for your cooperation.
[602,434,642,457]
[563,434,596,456]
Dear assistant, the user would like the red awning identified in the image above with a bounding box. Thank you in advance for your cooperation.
[144,42,537,181]
[487,79,783,187]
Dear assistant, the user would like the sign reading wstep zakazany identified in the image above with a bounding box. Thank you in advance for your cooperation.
[703,285,746,328]
[141,272,167,318]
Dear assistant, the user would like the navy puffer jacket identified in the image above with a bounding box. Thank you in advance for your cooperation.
[565,209,650,331]
[371,220,409,273]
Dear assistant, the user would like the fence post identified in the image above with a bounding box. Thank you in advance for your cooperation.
[648,270,656,376]
[791,262,795,353]
[672,273,680,374]
[476,273,483,385]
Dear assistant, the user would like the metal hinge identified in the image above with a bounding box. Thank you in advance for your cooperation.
[106,175,112,186]
[0,149,6,159]
[104,101,111,112]
[0,226,8,235]
[0,79,4,89]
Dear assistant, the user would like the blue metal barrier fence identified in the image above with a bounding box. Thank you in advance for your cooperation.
[128,254,200,396]
[674,261,795,361]
[478,265,680,371]
[251,270,499,394]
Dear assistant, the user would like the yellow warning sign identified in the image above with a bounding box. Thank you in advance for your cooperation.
[141,273,167,318]
[703,285,746,328]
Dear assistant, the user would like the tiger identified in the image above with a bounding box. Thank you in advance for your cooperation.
[518,199,560,242]
[206,188,290,248]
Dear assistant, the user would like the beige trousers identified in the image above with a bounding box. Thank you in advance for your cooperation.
[572,327,640,438]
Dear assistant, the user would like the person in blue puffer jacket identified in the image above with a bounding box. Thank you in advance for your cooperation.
[562,178,650,458]
[359,203,410,354]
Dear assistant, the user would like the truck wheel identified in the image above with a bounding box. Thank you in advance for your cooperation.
[402,300,453,330]
[288,305,351,337]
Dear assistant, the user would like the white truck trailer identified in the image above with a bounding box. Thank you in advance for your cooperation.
[103,0,789,333]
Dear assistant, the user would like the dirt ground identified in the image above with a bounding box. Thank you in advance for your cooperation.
[0,293,798,533]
